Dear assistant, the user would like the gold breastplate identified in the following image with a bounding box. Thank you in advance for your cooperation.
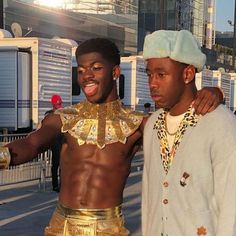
[55,100,144,149]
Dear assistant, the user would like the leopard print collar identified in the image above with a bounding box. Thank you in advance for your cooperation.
[153,106,199,174]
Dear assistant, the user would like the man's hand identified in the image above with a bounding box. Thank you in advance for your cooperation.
[193,87,224,115]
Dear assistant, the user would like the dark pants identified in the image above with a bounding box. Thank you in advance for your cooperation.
[51,140,61,190]
[51,152,60,189]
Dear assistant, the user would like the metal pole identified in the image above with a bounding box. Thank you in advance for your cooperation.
[0,1,3,29]
[232,0,236,70]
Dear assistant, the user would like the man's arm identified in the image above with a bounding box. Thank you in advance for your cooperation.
[0,114,62,168]
[193,87,224,115]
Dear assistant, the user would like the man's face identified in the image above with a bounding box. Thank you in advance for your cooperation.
[77,52,118,104]
[146,57,186,110]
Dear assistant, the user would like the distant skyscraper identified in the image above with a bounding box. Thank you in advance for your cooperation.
[34,0,139,54]
[204,0,216,49]
[138,0,215,52]
[66,0,139,54]
[63,0,139,54]
[4,0,139,55]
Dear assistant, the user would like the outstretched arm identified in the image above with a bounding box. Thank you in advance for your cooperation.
[0,114,62,168]
[193,87,224,115]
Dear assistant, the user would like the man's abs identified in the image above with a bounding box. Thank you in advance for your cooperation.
[58,142,133,209]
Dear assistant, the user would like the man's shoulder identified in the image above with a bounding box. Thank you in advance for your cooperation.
[146,109,163,123]
[144,109,163,132]
[45,109,54,115]
[202,105,235,124]
[199,105,236,138]
[54,104,78,115]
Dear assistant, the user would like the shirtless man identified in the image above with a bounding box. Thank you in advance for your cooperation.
[0,38,223,235]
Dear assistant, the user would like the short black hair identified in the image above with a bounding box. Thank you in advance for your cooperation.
[76,38,120,65]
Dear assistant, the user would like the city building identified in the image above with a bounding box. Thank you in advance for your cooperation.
[215,31,234,48]
[221,72,236,111]
[2,0,138,55]
[1,0,216,54]
[138,0,216,52]
[195,69,236,112]
[201,69,221,88]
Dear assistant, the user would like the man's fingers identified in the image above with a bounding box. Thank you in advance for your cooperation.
[198,101,215,115]
[193,94,211,114]
[194,97,218,115]
[193,87,221,115]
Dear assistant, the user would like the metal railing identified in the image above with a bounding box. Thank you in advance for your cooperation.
[0,133,52,191]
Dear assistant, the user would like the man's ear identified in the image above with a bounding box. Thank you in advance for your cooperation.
[113,65,121,80]
[183,65,195,84]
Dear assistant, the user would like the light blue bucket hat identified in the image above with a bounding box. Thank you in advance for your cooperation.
[143,30,206,72]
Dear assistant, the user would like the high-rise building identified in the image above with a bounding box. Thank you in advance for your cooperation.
[32,0,139,54]
[205,0,216,49]
[62,0,139,54]
[138,0,216,52]
[3,0,138,55]
[2,0,215,54]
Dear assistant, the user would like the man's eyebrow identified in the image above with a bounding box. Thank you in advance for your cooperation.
[78,60,101,67]
[146,67,164,72]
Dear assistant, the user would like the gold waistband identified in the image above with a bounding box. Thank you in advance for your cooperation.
[56,202,123,220]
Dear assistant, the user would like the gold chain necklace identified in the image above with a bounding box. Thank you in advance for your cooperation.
[164,113,181,136]
[155,106,199,173]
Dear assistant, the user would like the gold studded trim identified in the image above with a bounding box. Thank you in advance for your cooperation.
[0,147,11,169]
[55,100,144,149]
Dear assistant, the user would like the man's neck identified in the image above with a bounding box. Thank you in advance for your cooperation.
[169,101,193,116]
[169,87,197,116]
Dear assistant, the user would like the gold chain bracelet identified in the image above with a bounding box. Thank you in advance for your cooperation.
[0,147,11,169]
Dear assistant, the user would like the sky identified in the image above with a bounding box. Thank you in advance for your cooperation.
[216,0,235,32]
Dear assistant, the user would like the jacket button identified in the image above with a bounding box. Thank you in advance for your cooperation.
[163,181,169,187]
[163,199,168,204]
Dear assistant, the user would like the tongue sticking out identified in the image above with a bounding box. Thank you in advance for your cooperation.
[84,84,98,97]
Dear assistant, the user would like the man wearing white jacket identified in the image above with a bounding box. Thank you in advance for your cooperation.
[142,29,236,236]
